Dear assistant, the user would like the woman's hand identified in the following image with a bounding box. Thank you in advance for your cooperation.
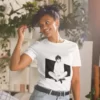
[17,25,27,41]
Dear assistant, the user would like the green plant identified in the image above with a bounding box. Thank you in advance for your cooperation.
[0,0,39,38]
[85,88,100,100]
[0,0,88,41]
[0,0,41,72]
[0,0,39,73]
[59,0,89,48]
[0,38,10,73]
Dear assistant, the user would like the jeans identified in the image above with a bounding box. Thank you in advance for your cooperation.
[29,89,70,100]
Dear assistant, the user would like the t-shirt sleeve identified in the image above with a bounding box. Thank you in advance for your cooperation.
[24,43,37,61]
[72,44,81,67]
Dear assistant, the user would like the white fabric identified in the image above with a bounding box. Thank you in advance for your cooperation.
[24,39,81,91]
[0,90,19,100]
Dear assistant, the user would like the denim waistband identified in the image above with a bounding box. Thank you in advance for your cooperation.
[34,85,70,96]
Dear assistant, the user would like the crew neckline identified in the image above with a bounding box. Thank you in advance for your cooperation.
[45,39,66,45]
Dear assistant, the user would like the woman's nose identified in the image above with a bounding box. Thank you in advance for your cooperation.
[43,25,47,30]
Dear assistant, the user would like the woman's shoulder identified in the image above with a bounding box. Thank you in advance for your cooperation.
[64,39,78,47]
[30,39,46,47]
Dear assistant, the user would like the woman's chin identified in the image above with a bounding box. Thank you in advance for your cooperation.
[45,33,52,38]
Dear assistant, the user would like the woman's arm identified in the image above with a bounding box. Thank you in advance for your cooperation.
[10,25,32,71]
[71,67,80,100]
[10,42,32,71]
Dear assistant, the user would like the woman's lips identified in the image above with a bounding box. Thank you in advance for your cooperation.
[44,29,50,33]
[44,29,52,37]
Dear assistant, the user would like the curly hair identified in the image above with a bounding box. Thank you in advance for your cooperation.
[32,4,60,27]
[55,55,61,60]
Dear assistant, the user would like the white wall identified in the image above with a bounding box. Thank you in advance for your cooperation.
[80,41,93,100]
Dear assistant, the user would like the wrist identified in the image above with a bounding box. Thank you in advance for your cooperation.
[18,38,23,44]
[16,39,23,49]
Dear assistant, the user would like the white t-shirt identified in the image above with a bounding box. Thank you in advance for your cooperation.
[24,39,81,91]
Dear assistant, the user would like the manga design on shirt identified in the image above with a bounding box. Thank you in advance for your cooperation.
[45,55,71,83]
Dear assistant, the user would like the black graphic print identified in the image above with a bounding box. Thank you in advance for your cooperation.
[45,55,71,84]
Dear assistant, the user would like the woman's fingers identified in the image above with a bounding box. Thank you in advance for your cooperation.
[18,25,27,33]
[17,25,28,39]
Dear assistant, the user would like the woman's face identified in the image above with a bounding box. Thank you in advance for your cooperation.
[56,59,61,63]
[39,14,59,38]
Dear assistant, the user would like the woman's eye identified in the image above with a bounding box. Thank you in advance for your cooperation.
[46,21,49,24]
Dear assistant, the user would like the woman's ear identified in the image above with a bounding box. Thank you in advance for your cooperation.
[55,19,60,28]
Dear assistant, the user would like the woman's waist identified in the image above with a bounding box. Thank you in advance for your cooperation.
[37,78,71,91]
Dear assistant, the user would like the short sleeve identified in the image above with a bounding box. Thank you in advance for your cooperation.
[24,43,37,61]
[72,44,81,67]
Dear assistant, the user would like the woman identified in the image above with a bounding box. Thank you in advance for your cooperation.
[10,5,81,100]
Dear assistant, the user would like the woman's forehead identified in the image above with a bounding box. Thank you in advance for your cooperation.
[39,14,54,23]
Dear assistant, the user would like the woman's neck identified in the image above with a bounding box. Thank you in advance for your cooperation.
[48,32,64,43]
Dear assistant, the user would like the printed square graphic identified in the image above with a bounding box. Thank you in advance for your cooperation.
[45,55,71,84]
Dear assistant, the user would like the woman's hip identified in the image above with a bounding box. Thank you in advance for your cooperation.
[29,85,70,100]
